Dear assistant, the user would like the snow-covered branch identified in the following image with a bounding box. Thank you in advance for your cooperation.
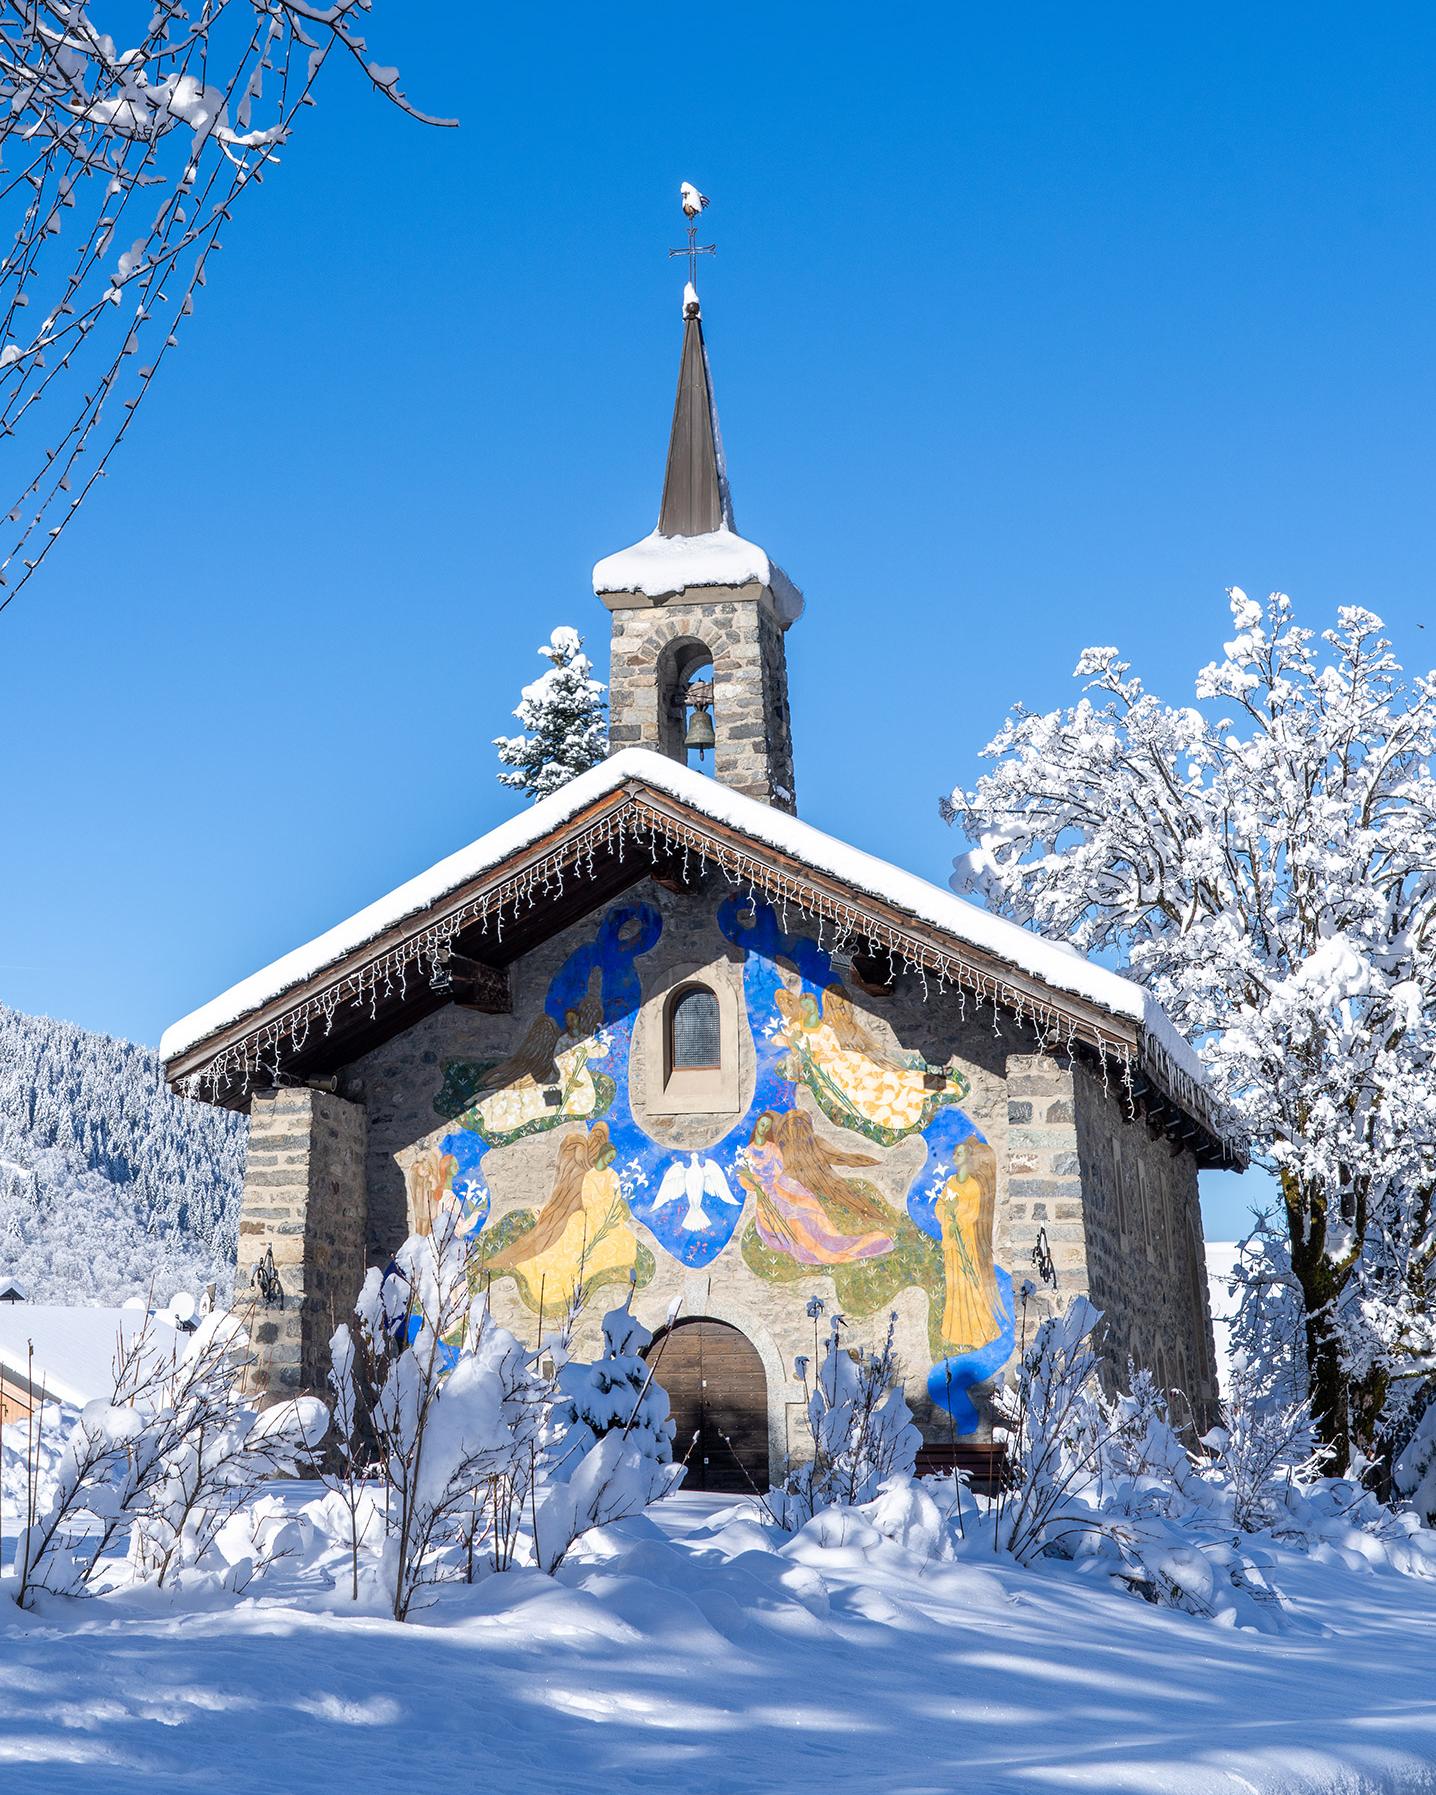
[945,590,1436,1460]
[0,1,454,613]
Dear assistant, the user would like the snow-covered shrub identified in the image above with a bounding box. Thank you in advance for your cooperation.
[772,1307,921,1529]
[1200,1353,1328,1532]
[1227,1217,1310,1413]
[494,627,608,801]
[995,1296,1107,1564]
[12,1308,326,1608]
[1,1401,75,1530]
[339,1208,546,1619]
[332,1213,681,1611]
[535,1294,682,1572]
[1394,1399,1436,1525]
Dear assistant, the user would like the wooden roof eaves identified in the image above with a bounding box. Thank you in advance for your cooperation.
[164,774,1240,1165]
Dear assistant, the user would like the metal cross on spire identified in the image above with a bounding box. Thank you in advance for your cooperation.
[669,181,715,304]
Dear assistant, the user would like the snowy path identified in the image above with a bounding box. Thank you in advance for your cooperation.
[3,1493,1436,1794]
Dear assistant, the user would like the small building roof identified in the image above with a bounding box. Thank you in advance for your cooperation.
[0,1305,181,1408]
[160,748,1238,1163]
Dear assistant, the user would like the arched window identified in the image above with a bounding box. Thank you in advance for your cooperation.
[668,983,720,1071]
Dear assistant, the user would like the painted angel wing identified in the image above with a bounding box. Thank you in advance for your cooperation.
[651,1161,687,1210]
[701,1158,739,1207]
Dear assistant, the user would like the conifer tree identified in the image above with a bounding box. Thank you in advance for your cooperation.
[494,628,609,801]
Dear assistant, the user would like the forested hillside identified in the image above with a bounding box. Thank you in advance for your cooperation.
[0,1004,245,1305]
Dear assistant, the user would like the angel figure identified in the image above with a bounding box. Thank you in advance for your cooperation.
[458,977,611,1144]
[934,1137,1003,1349]
[774,984,965,1140]
[482,1121,635,1315]
[738,1109,895,1266]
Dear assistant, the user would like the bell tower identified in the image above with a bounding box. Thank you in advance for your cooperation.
[593,197,801,814]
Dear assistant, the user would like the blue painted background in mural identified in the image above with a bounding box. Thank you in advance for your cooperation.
[439,895,1014,1428]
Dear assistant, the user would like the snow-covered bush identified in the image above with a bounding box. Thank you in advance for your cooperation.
[1201,1354,1328,1533]
[1393,1399,1436,1525]
[494,627,608,801]
[11,1308,326,1608]
[960,1299,1436,1629]
[333,1207,546,1619]
[994,1295,1107,1564]
[945,591,1436,1463]
[535,1296,682,1572]
[772,1306,921,1529]
[330,1213,680,1613]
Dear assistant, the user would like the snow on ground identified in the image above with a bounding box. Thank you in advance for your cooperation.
[4,1488,1436,1794]
[0,1306,180,1408]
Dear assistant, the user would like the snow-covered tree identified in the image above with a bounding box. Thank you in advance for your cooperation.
[943,591,1436,1462]
[0,1003,244,1305]
[494,627,608,801]
[12,1308,325,1607]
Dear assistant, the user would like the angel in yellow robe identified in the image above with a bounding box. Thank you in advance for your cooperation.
[775,985,965,1138]
[482,1122,635,1316]
[934,1138,1003,1349]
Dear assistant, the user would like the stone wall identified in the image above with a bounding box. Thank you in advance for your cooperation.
[1072,1061,1220,1424]
[241,874,1219,1446]
[236,1087,368,1400]
[605,589,797,810]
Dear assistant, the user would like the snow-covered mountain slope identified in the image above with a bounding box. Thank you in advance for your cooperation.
[0,1004,244,1306]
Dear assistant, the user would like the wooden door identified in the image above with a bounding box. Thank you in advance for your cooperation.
[646,1318,768,1493]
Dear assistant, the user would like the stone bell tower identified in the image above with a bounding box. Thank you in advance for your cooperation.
[593,213,802,813]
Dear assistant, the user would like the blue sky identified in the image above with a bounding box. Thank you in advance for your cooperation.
[3,2,1433,1239]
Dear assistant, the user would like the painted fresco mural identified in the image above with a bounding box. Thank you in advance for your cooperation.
[420,896,1014,1433]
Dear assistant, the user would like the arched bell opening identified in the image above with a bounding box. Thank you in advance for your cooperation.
[657,636,718,769]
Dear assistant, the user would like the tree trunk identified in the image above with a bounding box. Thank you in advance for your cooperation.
[1283,1168,1350,1463]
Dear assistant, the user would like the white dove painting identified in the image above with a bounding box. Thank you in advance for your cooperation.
[652,1151,740,1232]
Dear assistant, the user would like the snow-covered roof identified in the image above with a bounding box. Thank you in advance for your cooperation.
[592,528,805,625]
[161,749,1214,1119]
[0,1305,181,1407]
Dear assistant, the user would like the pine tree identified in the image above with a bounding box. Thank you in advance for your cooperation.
[494,628,608,802]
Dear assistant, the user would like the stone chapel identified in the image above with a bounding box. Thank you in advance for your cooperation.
[162,268,1233,1490]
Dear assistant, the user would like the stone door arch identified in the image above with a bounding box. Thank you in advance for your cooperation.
[645,1317,768,1493]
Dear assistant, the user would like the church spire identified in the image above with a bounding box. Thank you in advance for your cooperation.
[656,301,728,538]
[592,187,801,814]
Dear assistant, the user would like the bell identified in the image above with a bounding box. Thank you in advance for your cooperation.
[683,705,716,756]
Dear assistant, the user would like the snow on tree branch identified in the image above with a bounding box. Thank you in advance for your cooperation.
[494,626,609,802]
[943,589,1436,1463]
[0,1,454,614]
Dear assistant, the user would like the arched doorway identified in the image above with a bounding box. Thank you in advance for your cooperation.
[645,1317,769,1493]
